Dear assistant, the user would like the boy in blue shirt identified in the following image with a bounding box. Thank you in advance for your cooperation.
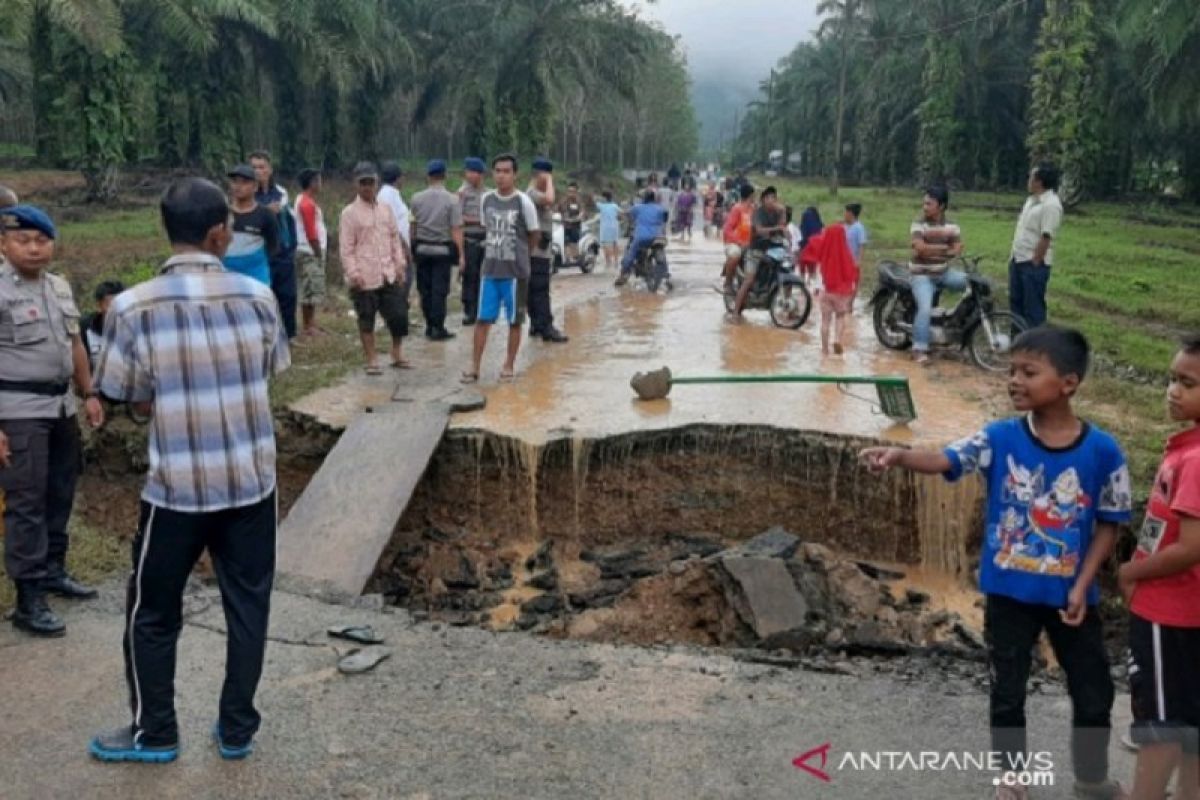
[615,190,668,288]
[844,202,867,264]
[861,326,1131,800]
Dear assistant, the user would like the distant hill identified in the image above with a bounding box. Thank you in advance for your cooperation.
[690,76,758,152]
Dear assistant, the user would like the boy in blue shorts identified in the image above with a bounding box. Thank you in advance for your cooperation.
[462,153,540,384]
[861,326,1132,800]
[1120,335,1200,800]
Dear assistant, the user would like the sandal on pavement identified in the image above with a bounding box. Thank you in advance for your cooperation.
[499,369,515,383]
[365,364,384,376]
[390,359,413,370]
[337,646,392,675]
[460,371,479,385]
[327,624,385,645]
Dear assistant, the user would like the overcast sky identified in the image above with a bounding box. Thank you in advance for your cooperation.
[630,0,822,146]
[633,0,820,82]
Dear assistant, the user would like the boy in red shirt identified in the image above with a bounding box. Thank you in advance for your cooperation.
[720,184,755,295]
[1120,334,1200,800]
[812,223,859,356]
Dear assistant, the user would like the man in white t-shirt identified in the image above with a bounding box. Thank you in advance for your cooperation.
[1008,162,1064,327]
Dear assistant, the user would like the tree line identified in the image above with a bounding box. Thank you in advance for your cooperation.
[732,0,1200,202]
[0,0,699,200]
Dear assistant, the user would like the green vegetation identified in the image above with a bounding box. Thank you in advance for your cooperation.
[0,0,698,200]
[736,0,1200,201]
[771,176,1193,486]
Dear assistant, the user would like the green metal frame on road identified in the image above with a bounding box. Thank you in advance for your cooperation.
[669,374,917,423]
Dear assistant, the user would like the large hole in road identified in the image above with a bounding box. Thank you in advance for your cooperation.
[366,425,994,660]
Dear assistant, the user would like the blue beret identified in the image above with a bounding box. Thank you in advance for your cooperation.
[463,157,486,174]
[532,157,553,173]
[426,159,447,177]
[0,205,57,240]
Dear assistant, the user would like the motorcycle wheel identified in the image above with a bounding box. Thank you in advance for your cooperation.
[581,251,596,274]
[769,283,812,329]
[968,311,1027,372]
[872,292,913,351]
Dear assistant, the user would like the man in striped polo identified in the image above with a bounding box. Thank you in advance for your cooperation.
[88,177,290,764]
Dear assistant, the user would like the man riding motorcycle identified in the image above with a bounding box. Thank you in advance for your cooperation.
[908,185,965,364]
[731,185,789,319]
[615,190,669,288]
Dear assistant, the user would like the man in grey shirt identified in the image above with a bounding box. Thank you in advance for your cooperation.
[410,159,464,340]
[463,154,540,385]
[526,157,568,343]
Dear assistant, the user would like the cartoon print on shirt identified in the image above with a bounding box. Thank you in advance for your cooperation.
[1002,454,1044,505]
[992,460,1086,578]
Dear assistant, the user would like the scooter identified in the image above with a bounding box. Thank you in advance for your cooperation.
[868,256,1026,371]
[624,236,671,293]
[551,215,599,274]
[723,239,812,329]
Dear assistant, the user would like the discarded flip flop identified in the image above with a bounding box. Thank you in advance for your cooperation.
[327,624,385,645]
[337,646,392,675]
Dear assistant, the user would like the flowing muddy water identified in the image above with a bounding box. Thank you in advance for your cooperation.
[434,237,992,626]
[294,236,999,648]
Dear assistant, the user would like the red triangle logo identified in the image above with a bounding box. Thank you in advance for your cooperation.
[793,742,832,782]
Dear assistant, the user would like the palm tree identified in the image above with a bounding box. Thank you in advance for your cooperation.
[817,0,866,195]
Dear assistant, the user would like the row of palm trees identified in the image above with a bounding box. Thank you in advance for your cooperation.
[1,0,699,200]
[735,0,1200,201]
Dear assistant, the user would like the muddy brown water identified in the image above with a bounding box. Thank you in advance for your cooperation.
[77,236,1000,653]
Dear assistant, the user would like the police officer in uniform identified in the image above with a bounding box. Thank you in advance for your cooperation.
[458,157,488,326]
[0,206,104,636]
[526,157,568,343]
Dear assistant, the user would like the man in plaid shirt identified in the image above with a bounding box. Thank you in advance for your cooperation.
[88,177,290,764]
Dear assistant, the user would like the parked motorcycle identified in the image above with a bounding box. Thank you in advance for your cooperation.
[869,256,1026,371]
[551,215,599,274]
[722,240,812,329]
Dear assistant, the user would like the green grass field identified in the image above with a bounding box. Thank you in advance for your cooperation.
[769,178,1197,487]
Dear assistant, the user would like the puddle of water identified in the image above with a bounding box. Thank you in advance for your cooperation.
[454,237,992,446]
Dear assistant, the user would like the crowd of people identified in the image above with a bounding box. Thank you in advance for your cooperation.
[0,149,1197,800]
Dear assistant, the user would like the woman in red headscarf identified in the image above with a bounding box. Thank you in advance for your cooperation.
[814,223,859,356]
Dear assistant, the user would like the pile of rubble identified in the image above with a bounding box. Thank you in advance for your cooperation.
[380,527,987,662]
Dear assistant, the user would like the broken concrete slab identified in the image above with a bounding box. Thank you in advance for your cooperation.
[277,403,449,597]
[719,556,810,640]
[719,527,801,561]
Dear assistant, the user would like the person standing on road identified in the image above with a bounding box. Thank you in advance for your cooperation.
[410,160,463,341]
[250,150,298,339]
[223,164,279,286]
[461,154,540,385]
[526,158,568,343]
[1008,163,1063,328]
[341,162,410,374]
[559,182,585,264]
[293,168,327,337]
[596,190,622,271]
[88,177,289,764]
[909,186,965,365]
[844,203,868,266]
[458,157,488,326]
[0,205,104,638]
[378,162,413,256]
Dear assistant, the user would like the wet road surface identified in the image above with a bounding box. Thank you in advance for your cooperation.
[454,236,993,445]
